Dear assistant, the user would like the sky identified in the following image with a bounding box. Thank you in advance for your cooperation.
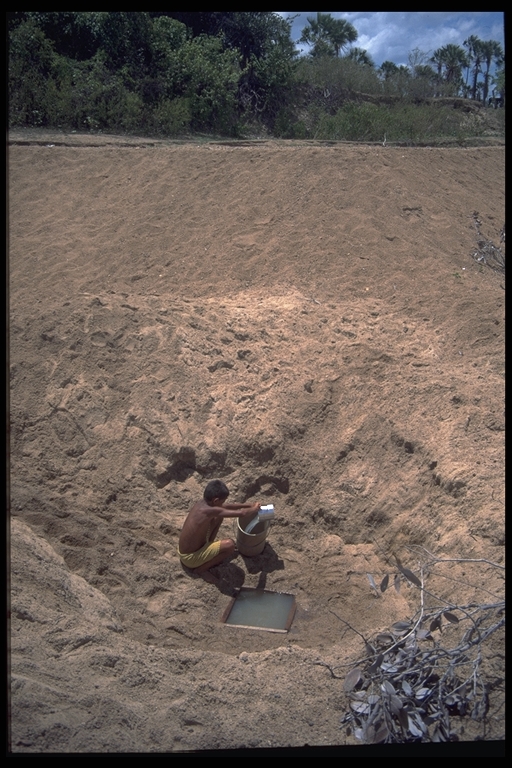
[278,12,505,69]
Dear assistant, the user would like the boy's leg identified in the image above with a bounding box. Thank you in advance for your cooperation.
[193,538,235,573]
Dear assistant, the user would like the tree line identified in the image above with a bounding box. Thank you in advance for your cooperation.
[298,14,504,104]
[8,12,505,138]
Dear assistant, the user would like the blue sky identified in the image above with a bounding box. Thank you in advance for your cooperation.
[278,12,505,69]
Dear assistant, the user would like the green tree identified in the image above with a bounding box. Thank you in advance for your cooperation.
[148,16,189,86]
[431,44,468,96]
[443,44,468,87]
[379,60,400,79]
[492,66,505,103]
[225,13,296,118]
[152,12,294,67]
[464,36,485,100]
[463,35,481,93]
[153,12,296,122]
[299,13,357,58]
[98,12,154,77]
[328,17,358,57]
[169,35,242,132]
[9,12,107,60]
[481,40,504,103]
[346,47,374,67]
[9,18,60,125]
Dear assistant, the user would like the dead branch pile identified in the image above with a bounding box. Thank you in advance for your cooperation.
[315,550,505,744]
[471,211,505,274]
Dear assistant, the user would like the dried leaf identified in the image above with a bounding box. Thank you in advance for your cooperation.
[350,701,370,715]
[368,694,380,706]
[430,616,442,632]
[398,708,409,730]
[392,621,411,633]
[380,662,398,673]
[411,712,427,735]
[380,574,389,592]
[415,687,431,700]
[364,642,376,657]
[394,573,401,593]
[372,725,389,744]
[390,694,404,715]
[350,690,366,701]
[443,611,459,624]
[381,680,396,695]
[368,653,384,674]
[409,714,423,739]
[402,680,413,697]
[375,632,394,645]
[366,573,378,592]
[398,566,422,588]
[424,714,440,726]
[408,718,423,738]
[457,683,467,699]
[416,628,431,640]
[344,667,362,692]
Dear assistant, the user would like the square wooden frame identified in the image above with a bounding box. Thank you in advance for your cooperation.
[220,587,296,634]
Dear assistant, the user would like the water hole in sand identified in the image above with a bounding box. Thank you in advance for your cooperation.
[220,588,296,633]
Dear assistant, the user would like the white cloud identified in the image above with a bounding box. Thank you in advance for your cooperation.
[278,11,504,67]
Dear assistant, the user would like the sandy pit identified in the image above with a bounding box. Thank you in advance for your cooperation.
[8,131,505,752]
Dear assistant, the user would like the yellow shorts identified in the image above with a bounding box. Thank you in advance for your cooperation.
[178,539,221,569]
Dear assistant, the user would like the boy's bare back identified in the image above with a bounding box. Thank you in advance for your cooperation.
[178,499,221,554]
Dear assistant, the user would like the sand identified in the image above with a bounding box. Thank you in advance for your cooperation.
[8,130,505,752]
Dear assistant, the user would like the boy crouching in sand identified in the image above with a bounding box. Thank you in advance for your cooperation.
[178,480,260,576]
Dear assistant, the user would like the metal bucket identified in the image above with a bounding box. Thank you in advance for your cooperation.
[237,511,270,556]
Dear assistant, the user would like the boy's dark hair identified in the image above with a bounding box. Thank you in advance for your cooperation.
[204,479,229,502]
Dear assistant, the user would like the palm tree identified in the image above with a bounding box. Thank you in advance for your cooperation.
[441,44,468,91]
[492,65,505,105]
[299,12,332,57]
[379,60,399,80]
[327,17,358,57]
[481,40,504,104]
[468,38,485,101]
[299,12,357,58]
[463,35,481,92]
[430,48,445,96]
[346,47,374,67]
[431,45,468,96]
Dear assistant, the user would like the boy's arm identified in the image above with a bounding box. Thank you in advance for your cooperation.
[207,502,260,518]
[223,502,259,511]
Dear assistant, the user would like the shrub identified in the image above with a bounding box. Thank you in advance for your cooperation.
[152,97,192,136]
[312,102,484,144]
